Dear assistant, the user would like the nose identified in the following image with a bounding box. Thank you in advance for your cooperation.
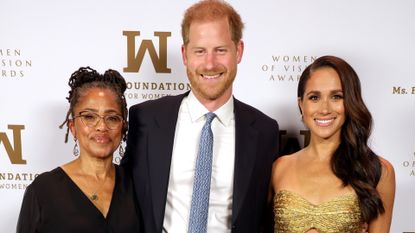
[204,52,216,70]
[319,98,331,114]
[95,117,108,131]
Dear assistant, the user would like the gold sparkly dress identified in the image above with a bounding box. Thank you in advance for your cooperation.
[274,190,363,233]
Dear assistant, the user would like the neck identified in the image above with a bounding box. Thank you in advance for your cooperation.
[304,136,341,162]
[76,155,114,179]
[192,89,232,112]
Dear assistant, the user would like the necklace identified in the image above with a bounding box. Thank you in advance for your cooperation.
[89,172,110,201]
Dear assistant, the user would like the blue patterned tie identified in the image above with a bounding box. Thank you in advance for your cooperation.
[188,112,216,233]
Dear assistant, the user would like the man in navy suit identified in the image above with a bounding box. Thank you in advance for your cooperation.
[122,1,279,232]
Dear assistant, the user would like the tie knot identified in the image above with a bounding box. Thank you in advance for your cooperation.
[205,112,216,124]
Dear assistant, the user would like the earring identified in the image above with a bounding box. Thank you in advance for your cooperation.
[118,143,124,157]
[73,138,79,156]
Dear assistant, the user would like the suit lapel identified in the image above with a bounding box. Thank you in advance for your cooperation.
[147,93,188,231]
[232,99,259,223]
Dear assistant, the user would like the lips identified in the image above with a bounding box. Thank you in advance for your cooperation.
[201,73,222,79]
[92,135,111,144]
[314,118,335,127]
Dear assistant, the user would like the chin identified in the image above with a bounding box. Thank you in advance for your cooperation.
[91,149,115,159]
[315,131,341,141]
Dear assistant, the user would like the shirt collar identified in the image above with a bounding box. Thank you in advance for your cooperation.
[185,91,234,126]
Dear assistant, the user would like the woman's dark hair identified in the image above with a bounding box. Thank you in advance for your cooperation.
[59,67,128,142]
[298,55,384,222]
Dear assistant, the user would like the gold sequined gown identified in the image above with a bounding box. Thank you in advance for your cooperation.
[274,190,364,233]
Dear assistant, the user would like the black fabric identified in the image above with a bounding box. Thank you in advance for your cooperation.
[16,165,141,233]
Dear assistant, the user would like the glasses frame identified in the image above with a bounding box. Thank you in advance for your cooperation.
[73,111,124,130]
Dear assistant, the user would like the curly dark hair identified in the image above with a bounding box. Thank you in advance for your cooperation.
[298,55,384,223]
[59,66,128,142]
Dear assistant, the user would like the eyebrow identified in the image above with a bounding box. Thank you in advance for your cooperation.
[305,89,343,96]
[191,45,229,50]
[306,89,343,95]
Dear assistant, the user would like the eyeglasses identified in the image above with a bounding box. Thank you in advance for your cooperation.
[74,111,124,130]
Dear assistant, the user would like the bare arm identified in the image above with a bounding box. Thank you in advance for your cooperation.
[368,157,396,233]
[262,160,279,233]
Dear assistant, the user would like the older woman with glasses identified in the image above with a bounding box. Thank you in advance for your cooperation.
[16,67,142,233]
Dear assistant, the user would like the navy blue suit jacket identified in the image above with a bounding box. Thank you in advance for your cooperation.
[122,92,279,233]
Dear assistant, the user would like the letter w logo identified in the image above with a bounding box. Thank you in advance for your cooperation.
[123,31,171,73]
[0,125,26,164]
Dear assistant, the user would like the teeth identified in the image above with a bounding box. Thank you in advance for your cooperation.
[316,119,332,123]
[315,118,334,125]
[202,74,221,79]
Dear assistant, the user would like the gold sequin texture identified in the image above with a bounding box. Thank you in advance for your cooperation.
[274,190,363,233]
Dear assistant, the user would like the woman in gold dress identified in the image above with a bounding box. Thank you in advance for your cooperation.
[271,56,395,233]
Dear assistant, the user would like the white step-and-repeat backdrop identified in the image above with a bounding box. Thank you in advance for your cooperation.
[1,0,414,232]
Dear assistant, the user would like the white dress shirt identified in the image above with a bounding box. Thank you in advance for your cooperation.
[162,91,236,233]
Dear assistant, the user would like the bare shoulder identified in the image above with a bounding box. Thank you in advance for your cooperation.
[378,156,395,183]
[271,151,301,193]
[272,151,301,180]
[376,156,396,198]
[367,156,396,232]
[273,152,297,172]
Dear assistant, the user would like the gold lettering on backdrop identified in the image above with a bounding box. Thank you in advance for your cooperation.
[271,55,316,63]
[0,183,28,190]
[0,172,38,181]
[126,82,190,91]
[263,55,317,82]
[0,49,21,56]
[402,161,415,167]
[0,125,26,164]
[401,153,415,177]
[123,31,171,73]
[1,48,32,78]
[392,86,407,94]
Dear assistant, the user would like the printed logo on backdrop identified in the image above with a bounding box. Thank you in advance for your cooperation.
[262,55,316,82]
[402,151,415,177]
[0,125,26,164]
[123,31,190,102]
[0,124,38,191]
[279,129,310,155]
[0,49,32,78]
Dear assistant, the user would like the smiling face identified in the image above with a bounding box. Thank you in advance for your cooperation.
[69,87,123,159]
[299,67,346,141]
[182,17,243,108]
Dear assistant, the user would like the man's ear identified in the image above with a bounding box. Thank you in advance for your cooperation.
[236,40,244,64]
[181,44,188,66]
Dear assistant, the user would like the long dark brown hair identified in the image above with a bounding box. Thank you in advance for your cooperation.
[298,55,384,222]
[59,67,128,142]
